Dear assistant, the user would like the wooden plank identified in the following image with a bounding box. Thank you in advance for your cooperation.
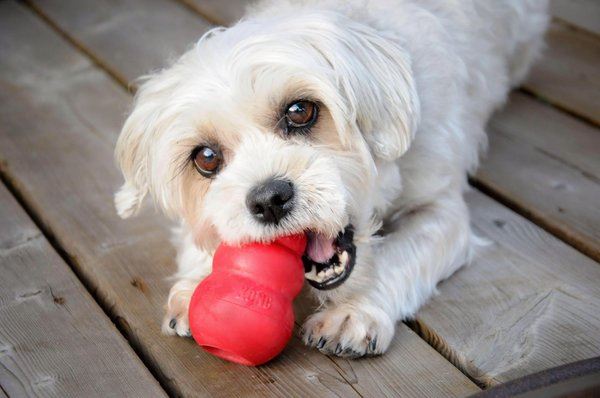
[477,92,600,261]
[180,0,248,25]
[551,0,600,35]
[0,185,166,397]
[0,2,479,397]
[414,189,600,387]
[25,0,212,87]
[524,20,600,125]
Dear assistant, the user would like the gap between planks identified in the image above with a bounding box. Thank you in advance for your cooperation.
[469,174,599,263]
[517,86,599,132]
[23,0,131,91]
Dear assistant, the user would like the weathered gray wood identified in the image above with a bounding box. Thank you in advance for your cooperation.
[180,0,248,25]
[0,2,479,397]
[478,92,600,261]
[551,0,600,35]
[415,189,600,387]
[524,21,600,125]
[26,0,212,87]
[0,185,167,397]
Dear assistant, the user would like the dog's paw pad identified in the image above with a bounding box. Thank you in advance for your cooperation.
[301,305,393,358]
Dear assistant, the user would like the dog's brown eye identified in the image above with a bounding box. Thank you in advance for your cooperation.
[285,100,318,130]
[192,145,222,177]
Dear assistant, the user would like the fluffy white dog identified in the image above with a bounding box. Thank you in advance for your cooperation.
[115,0,548,357]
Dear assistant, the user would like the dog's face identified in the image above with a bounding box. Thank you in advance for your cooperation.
[115,11,419,290]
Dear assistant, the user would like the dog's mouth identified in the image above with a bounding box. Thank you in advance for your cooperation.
[302,225,356,290]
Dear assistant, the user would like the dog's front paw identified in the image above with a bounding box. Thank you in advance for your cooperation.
[161,289,193,338]
[301,304,394,358]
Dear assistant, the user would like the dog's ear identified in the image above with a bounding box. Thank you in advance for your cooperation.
[114,97,150,218]
[307,14,420,160]
[114,68,182,219]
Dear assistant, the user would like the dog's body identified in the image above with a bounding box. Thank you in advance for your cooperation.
[115,0,548,356]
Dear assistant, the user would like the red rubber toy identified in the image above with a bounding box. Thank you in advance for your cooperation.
[188,234,307,366]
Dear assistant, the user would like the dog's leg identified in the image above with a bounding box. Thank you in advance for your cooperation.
[162,228,213,337]
[303,192,474,357]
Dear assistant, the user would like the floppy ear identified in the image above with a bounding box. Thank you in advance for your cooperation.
[306,14,420,160]
[114,67,183,218]
[114,97,151,219]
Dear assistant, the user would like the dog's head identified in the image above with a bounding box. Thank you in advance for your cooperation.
[115,10,419,290]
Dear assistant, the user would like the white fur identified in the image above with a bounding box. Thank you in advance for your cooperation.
[115,0,548,357]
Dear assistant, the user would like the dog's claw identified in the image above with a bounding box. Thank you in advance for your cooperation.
[335,343,343,355]
[368,336,377,353]
[306,333,313,345]
[302,305,394,358]
[316,337,327,349]
[169,318,177,329]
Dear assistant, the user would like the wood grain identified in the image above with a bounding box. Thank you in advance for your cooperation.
[180,0,248,25]
[0,2,479,397]
[478,92,600,261]
[415,190,600,387]
[551,0,600,35]
[524,21,600,125]
[0,186,167,397]
[26,0,212,88]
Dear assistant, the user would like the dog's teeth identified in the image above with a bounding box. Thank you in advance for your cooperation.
[334,264,344,275]
[304,265,317,281]
[325,268,334,278]
[316,270,327,282]
[339,251,349,266]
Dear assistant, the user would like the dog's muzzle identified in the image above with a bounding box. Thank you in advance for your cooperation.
[302,225,356,290]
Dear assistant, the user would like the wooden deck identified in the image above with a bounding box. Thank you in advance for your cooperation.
[0,0,598,396]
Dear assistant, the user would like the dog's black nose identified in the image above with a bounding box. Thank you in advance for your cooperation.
[246,178,294,224]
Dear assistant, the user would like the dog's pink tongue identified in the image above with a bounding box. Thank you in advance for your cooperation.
[306,232,335,264]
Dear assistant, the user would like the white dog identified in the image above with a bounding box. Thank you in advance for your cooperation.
[114,0,548,357]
